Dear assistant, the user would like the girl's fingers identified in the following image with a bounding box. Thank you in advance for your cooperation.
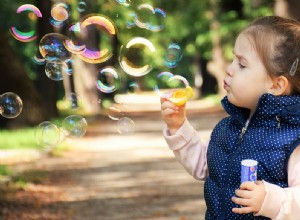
[231,196,250,207]
[162,108,178,116]
[160,96,167,104]
[232,206,253,214]
[240,181,256,190]
[234,189,252,199]
[161,100,179,111]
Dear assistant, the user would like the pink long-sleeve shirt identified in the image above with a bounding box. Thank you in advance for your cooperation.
[163,119,300,220]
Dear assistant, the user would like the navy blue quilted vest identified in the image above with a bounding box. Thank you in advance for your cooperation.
[205,94,300,220]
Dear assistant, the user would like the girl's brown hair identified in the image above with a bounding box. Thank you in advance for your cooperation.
[242,16,300,95]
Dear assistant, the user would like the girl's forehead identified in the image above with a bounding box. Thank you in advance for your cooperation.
[234,34,258,58]
[234,33,269,74]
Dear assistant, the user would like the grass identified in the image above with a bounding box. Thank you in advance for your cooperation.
[0,115,72,150]
[0,128,39,150]
[0,165,9,176]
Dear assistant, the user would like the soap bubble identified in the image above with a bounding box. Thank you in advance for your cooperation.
[119,37,156,77]
[51,3,69,22]
[128,82,140,94]
[10,4,42,42]
[35,121,61,147]
[61,115,87,138]
[45,61,68,81]
[77,1,87,12]
[107,103,129,120]
[96,67,120,93]
[153,72,174,97]
[64,23,86,54]
[164,43,183,68]
[76,15,117,64]
[39,33,72,62]
[49,3,70,27]
[168,75,189,87]
[117,117,135,134]
[154,73,190,100]
[0,92,23,118]
[134,4,166,32]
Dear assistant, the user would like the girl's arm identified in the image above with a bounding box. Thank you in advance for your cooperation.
[256,145,300,219]
[163,119,208,180]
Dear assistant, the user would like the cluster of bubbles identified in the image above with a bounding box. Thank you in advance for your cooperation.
[0,92,23,119]
[10,1,188,137]
[35,115,87,148]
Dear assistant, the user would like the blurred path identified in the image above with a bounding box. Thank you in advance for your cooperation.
[0,94,227,220]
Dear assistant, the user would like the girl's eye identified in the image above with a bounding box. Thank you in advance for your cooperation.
[239,63,246,69]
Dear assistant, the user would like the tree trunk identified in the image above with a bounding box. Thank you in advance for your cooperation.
[274,0,300,21]
[193,54,217,97]
[0,35,47,128]
[35,0,59,118]
[73,56,101,114]
[206,5,227,96]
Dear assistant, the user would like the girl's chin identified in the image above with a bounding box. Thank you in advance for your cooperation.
[227,96,239,106]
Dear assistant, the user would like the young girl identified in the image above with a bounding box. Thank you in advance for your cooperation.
[160,16,300,220]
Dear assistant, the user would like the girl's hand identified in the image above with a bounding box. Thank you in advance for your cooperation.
[231,181,266,214]
[160,96,186,135]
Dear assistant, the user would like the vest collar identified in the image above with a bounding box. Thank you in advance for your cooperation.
[221,93,300,127]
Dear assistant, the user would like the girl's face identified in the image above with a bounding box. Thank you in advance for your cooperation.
[224,33,274,114]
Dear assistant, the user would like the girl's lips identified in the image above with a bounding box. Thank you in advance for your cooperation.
[223,80,229,90]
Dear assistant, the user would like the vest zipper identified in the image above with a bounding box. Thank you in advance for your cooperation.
[237,119,250,145]
[276,116,281,128]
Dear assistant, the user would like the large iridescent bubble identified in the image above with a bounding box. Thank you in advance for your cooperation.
[119,37,156,77]
[39,33,72,62]
[64,22,86,54]
[75,15,118,64]
[0,92,23,118]
[10,4,42,42]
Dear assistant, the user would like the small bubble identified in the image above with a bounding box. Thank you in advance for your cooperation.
[35,121,61,147]
[61,115,88,138]
[0,92,23,118]
[117,117,135,134]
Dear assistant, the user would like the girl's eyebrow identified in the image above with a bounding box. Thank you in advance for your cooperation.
[232,49,248,62]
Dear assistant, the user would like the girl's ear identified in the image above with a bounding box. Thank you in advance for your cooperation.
[270,76,291,96]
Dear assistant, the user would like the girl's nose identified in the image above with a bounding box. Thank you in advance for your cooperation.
[226,63,234,76]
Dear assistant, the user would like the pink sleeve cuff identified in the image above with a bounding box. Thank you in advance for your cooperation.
[163,119,196,150]
[255,181,284,218]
